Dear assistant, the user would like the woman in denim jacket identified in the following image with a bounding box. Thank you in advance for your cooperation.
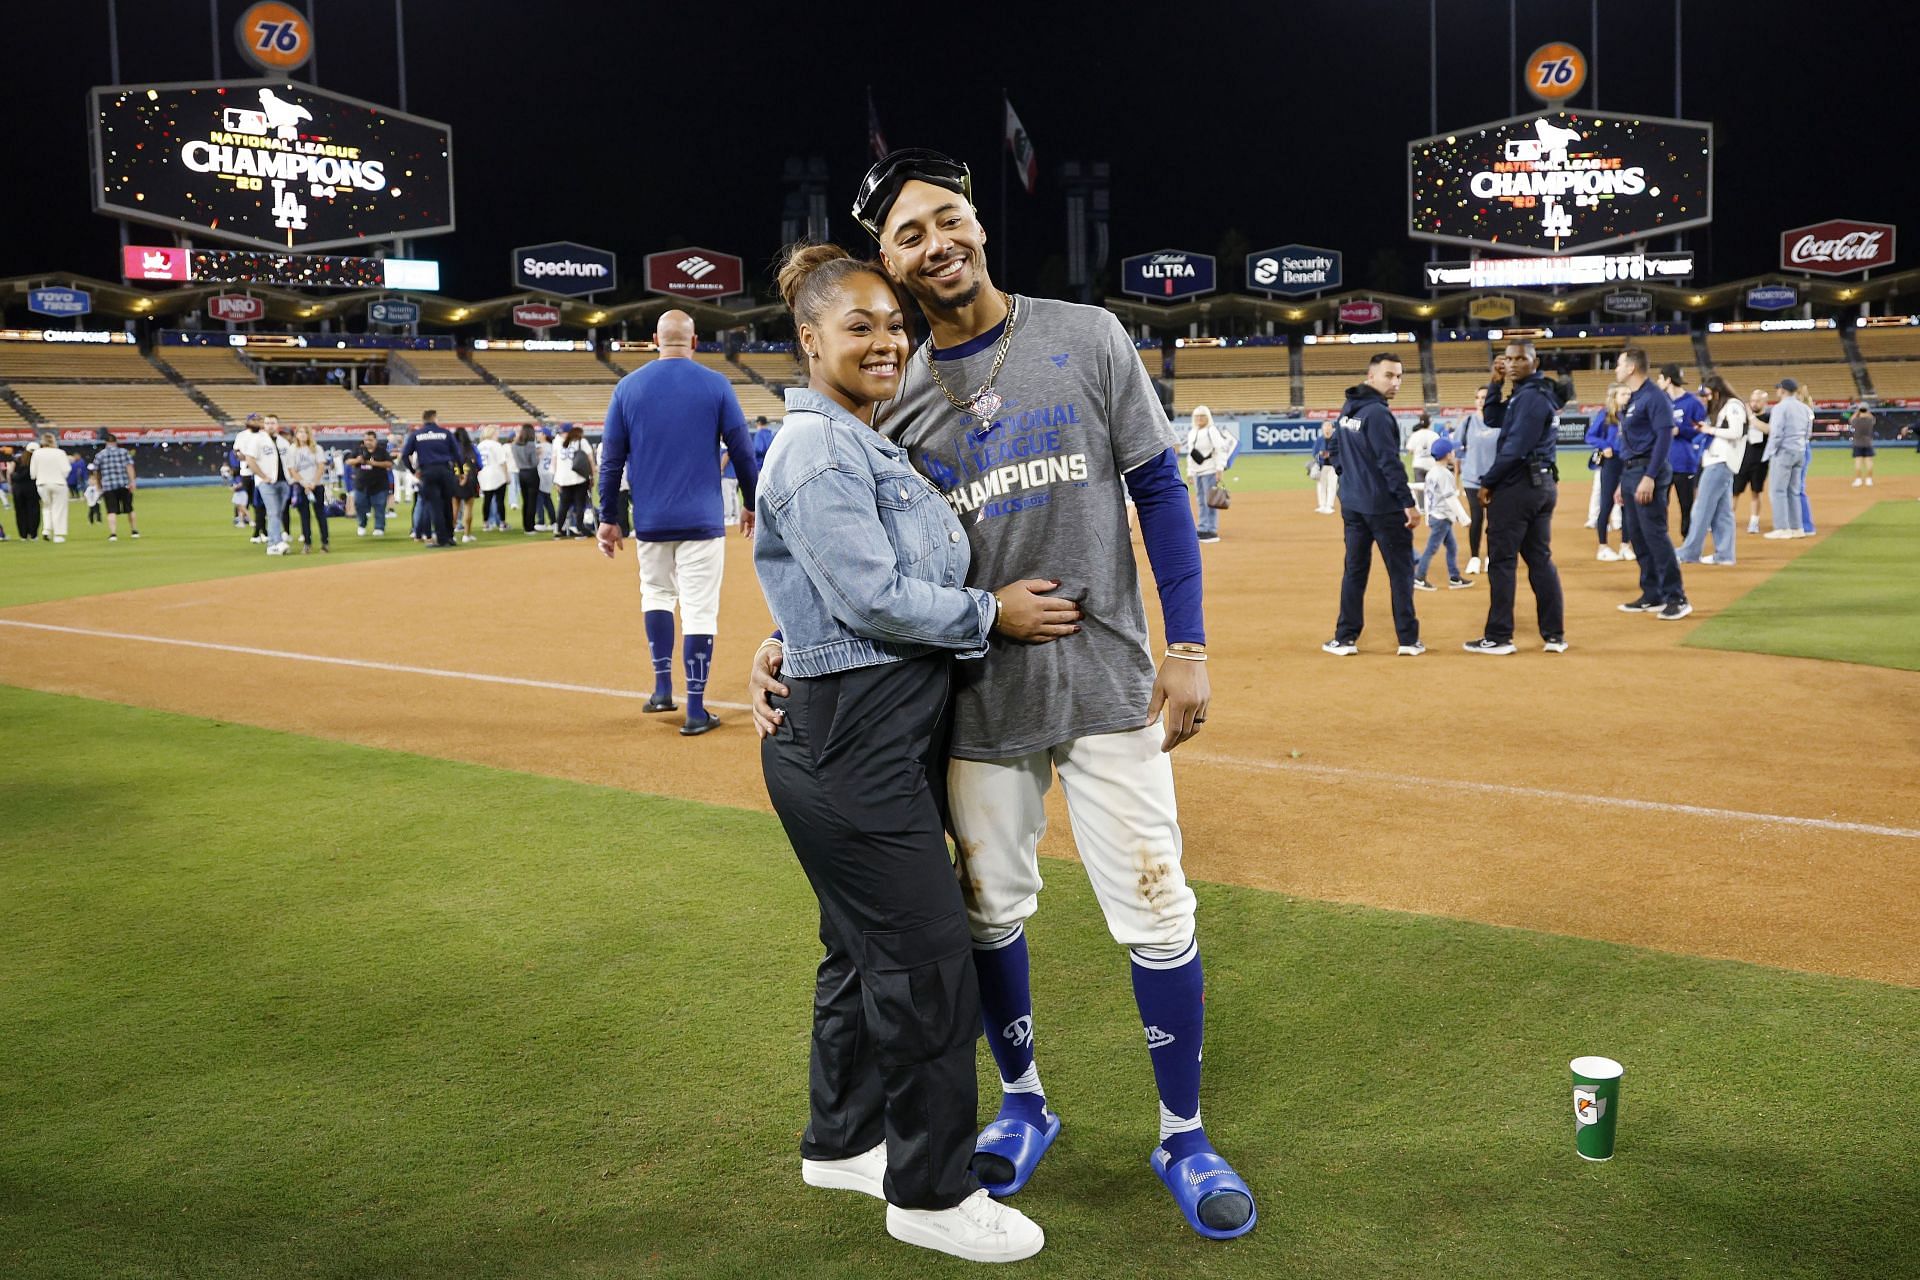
[753,243,1075,1264]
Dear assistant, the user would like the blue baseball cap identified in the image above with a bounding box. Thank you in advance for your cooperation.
[1429,436,1455,460]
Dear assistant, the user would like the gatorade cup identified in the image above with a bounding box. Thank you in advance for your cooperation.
[1570,1056,1623,1161]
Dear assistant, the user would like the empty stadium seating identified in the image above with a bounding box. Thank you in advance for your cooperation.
[694,352,749,383]
[1857,325,1920,401]
[202,385,386,428]
[733,384,788,419]
[0,342,163,382]
[393,350,482,383]
[469,349,615,383]
[1300,375,1356,411]
[1301,342,1398,376]
[154,345,257,383]
[15,384,215,428]
[1171,346,1290,376]
[1704,328,1856,400]
[365,385,526,425]
[605,348,657,376]
[1430,340,1492,371]
[515,385,614,423]
[1432,372,1492,407]
[737,352,802,385]
[1171,377,1293,414]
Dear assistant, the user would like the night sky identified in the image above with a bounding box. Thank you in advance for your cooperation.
[2,0,1909,307]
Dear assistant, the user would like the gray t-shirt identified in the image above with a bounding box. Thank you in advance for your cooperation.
[883,296,1176,759]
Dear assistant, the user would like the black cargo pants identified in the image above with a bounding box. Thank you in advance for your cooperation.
[761,652,980,1211]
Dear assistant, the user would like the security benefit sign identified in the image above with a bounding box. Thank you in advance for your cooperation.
[90,79,455,252]
[1121,250,1216,302]
[1247,244,1341,297]
[1408,110,1712,254]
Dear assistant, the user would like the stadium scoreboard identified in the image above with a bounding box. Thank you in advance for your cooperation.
[91,79,454,252]
[1409,110,1711,255]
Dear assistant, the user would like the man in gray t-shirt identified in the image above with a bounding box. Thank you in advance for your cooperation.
[885,296,1174,758]
[755,150,1254,1242]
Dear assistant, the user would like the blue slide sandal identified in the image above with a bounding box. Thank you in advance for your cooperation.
[1152,1144,1258,1240]
[971,1105,1061,1197]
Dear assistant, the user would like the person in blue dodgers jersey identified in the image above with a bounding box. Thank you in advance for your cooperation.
[1611,347,1691,620]
[754,242,1079,1264]
[1655,365,1707,540]
[595,310,759,736]
[1322,351,1422,657]
[751,149,1255,1241]
[398,408,460,548]
[1463,339,1568,654]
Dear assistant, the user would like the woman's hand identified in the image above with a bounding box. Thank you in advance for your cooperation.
[750,642,789,739]
[993,580,1081,643]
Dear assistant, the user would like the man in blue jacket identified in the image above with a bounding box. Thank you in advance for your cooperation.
[1464,340,1567,654]
[1324,351,1421,656]
[1612,347,1690,619]
[398,409,461,548]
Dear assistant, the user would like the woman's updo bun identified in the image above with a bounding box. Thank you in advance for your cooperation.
[776,241,891,330]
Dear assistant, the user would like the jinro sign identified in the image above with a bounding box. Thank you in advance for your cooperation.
[208,294,265,322]
[1338,301,1385,326]
[1779,220,1895,276]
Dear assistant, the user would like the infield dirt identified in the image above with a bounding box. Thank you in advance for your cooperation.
[3,473,1915,985]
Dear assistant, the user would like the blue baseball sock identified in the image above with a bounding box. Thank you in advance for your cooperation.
[1131,940,1208,1160]
[974,928,1047,1123]
[682,634,713,723]
[643,610,674,699]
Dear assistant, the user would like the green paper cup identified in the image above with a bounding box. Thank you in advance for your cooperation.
[1570,1055,1623,1161]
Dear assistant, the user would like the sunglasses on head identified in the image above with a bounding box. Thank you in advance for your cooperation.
[852,149,972,240]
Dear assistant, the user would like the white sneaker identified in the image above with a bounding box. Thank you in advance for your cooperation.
[1792,529,1813,538]
[1763,529,1794,540]
[1465,557,1481,575]
[801,1141,886,1200]
[886,1188,1044,1263]
[1396,641,1426,656]
[1700,554,1717,565]
[1596,546,1619,562]
[266,543,287,556]
[357,526,367,537]
[250,534,267,544]
[1748,517,1761,533]
[373,529,385,537]
[463,534,477,543]
[1851,478,1863,487]
[1622,545,1636,560]
[1865,477,1873,486]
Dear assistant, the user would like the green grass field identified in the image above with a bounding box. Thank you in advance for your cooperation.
[1,684,1914,1279]
[0,487,530,610]
[1685,500,1920,671]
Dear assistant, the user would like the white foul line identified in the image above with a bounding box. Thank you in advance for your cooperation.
[1185,750,1920,841]
[0,618,750,712]
[3,617,1913,841]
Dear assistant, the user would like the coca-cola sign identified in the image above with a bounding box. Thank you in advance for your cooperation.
[208,294,264,323]
[1779,220,1896,276]
[513,303,561,330]
[1338,301,1385,326]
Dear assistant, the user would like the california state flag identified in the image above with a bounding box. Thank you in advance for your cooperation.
[1005,98,1037,194]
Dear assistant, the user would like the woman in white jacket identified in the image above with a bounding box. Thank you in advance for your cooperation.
[551,425,595,539]
[29,433,72,542]
[1183,405,1230,544]
[477,425,511,532]
[1675,374,1748,566]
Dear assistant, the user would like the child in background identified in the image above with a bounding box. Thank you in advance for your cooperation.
[1414,436,1471,591]
[83,470,103,525]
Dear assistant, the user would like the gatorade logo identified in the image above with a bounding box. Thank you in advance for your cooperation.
[1574,1087,1607,1128]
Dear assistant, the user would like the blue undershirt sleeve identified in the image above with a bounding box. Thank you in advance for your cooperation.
[597,389,629,518]
[1123,448,1206,646]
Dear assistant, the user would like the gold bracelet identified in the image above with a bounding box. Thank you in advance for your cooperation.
[1163,649,1208,662]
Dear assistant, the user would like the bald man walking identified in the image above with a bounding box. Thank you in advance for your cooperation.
[597,311,760,736]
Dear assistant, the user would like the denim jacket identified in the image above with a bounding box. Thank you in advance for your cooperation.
[754,388,994,678]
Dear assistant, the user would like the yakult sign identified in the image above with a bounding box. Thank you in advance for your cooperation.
[1779,220,1895,276]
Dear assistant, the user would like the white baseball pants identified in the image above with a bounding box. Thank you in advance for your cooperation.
[947,724,1196,957]
[636,536,726,634]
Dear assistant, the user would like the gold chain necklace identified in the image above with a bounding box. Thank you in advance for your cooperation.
[924,293,1017,422]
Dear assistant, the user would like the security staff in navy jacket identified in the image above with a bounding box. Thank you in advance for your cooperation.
[399,409,460,548]
[1325,351,1420,655]
[1465,339,1566,653]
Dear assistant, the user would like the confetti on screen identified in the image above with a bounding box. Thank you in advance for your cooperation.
[1408,110,1710,254]
[92,81,453,252]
